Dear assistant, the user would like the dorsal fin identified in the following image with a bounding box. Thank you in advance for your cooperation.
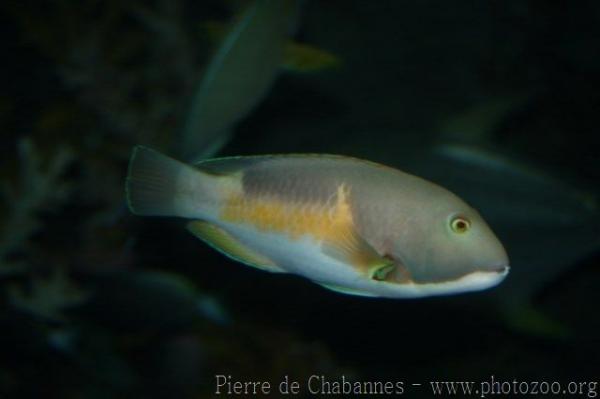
[195,156,267,176]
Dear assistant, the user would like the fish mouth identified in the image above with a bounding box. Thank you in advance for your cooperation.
[441,264,509,294]
[487,264,510,275]
[467,263,509,291]
[487,264,510,276]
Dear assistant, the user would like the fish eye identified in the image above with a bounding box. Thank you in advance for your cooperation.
[450,216,471,234]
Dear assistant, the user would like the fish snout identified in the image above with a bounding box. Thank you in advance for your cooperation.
[479,263,510,287]
[479,261,510,275]
[491,264,510,275]
[478,244,509,276]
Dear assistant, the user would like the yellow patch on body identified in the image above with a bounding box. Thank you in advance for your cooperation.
[220,183,353,242]
[220,182,391,274]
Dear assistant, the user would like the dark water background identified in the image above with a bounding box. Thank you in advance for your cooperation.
[0,1,598,398]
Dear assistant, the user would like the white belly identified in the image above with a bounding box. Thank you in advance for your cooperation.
[217,221,364,286]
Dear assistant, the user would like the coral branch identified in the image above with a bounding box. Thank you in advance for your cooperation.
[0,138,74,275]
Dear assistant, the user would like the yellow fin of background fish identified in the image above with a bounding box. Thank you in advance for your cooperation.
[282,42,341,72]
[501,303,571,339]
[202,20,340,73]
[186,220,283,273]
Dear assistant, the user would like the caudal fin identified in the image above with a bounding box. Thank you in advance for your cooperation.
[126,146,200,217]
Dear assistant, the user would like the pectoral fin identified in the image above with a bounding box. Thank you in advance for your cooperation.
[371,263,396,281]
[187,221,284,273]
[321,229,395,280]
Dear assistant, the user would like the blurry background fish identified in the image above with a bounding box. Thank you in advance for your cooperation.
[178,0,301,161]
[0,0,598,398]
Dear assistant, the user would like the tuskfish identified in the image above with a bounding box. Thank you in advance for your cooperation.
[126,146,509,298]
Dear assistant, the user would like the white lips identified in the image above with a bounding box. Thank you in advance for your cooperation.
[379,264,510,298]
[449,265,510,294]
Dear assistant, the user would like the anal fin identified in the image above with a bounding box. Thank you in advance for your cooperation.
[187,221,283,273]
[318,283,379,297]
